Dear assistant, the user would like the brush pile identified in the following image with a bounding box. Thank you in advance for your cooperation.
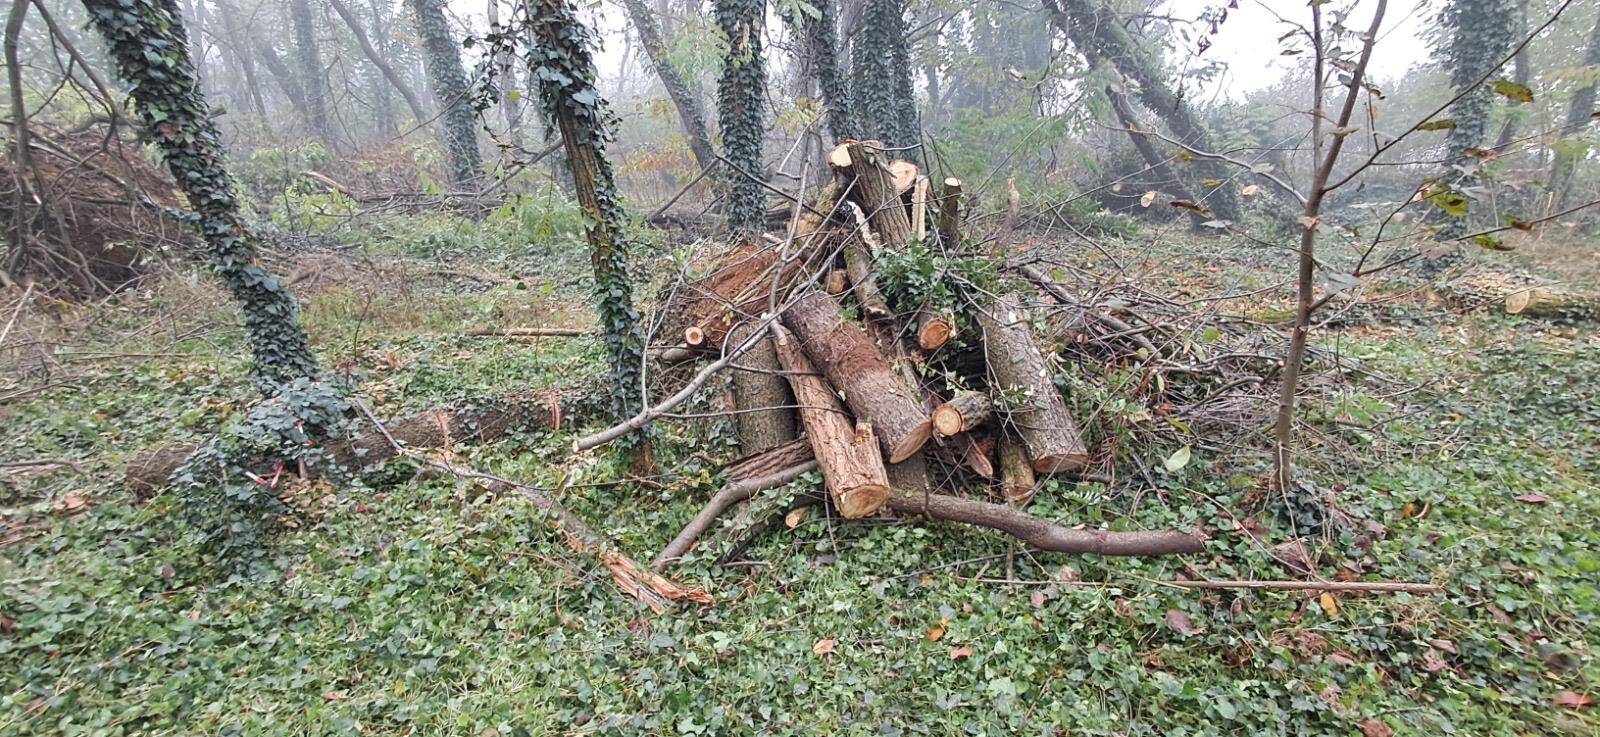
[640,140,1307,566]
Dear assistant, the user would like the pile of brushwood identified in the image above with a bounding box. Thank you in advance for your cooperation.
[632,140,1317,571]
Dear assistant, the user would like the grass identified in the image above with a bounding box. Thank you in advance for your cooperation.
[1,226,1596,736]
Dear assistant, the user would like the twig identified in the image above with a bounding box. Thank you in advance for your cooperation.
[1163,579,1441,594]
[651,460,818,570]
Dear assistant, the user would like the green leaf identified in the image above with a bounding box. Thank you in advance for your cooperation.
[1417,119,1457,131]
[1426,189,1470,217]
[1491,79,1534,103]
[1473,234,1513,251]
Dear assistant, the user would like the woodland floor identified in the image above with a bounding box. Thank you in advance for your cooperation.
[1,218,1596,736]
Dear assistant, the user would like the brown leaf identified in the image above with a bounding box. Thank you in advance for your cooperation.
[1419,648,1448,673]
[322,691,348,702]
[1554,691,1593,709]
[1360,719,1394,737]
[1241,184,1261,197]
[948,646,973,661]
[811,638,836,656]
[925,618,948,642]
[52,492,88,515]
[1318,592,1340,617]
[1272,539,1316,574]
[1165,609,1204,637]
[1030,590,1047,608]
[1428,638,1458,655]
[1514,493,1550,504]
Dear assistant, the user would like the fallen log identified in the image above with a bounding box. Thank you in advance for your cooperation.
[915,308,956,350]
[841,205,892,321]
[466,327,588,337]
[978,294,1089,473]
[125,389,577,496]
[727,321,797,453]
[772,325,890,519]
[781,290,932,463]
[722,436,814,482]
[831,141,915,249]
[932,390,992,437]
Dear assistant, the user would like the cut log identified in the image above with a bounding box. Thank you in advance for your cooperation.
[781,290,932,463]
[727,322,797,454]
[843,231,892,320]
[125,388,579,497]
[824,268,849,295]
[832,141,915,249]
[669,235,818,353]
[932,390,992,437]
[683,325,707,346]
[1505,286,1600,319]
[771,325,890,519]
[978,294,1089,473]
[915,308,956,350]
[998,433,1037,505]
[723,436,814,483]
[889,160,919,196]
[937,177,962,248]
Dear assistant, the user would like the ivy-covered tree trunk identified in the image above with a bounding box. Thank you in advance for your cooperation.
[1439,0,1517,235]
[849,0,918,154]
[525,0,645,421]
[486,0,524,149]
[618,0,717,175]
[784,0,852,142]
[1550,9,1600,208]
[407,0,484,189]
[287,0,333,146]
[1045,0,1242,223]
[715,0,768,234]
[81,0,320,395]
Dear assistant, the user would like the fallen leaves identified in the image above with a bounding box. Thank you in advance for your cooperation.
[1513,493,1551,504]
[1318,592,1340,617]
[948,646,973,661]
[1165,609,1205,637]
[811,638,836,656]
[1359,719,1394,737]
[1140,191,1157,208]
[1554,691,1593,709]
[925,618,948,642]
[1241,184,1260,197]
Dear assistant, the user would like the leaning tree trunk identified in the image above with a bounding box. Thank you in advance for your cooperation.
[1105,86,1208,230]
[287,0,334,146]
[1045,0,1240,223]
[408,0,484,190]
[978,294,1088,473]
[714,0,768,233]
[81,0,319,395]
[329,0,429,123]
[618,0,717,176]
[526,0,646,421]
[485,0,524,148]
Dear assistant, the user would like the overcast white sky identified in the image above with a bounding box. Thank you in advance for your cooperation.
[448,0,1436,101]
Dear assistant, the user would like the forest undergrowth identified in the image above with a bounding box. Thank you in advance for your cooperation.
[1,222,1596,736]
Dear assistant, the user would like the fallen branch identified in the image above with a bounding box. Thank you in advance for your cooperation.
[466,327,590,337]
[884,490,1204,556]
[651,460,818,570]
[1165,579,1441,594]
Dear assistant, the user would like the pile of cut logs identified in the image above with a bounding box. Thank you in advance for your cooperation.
[648,141,1204,566]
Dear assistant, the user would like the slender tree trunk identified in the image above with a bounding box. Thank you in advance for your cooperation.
[407,0,484,189]
[211,0,266,117]
[329,0,428,123]
[782,0,851,142]
[617,0,716,174]
[252,36,308,120]
[1438,0,1517,237]
[288,0,333,145]
[81,0,320,395]
[486,0,523,148]
[1106,85,1207,229]
[715,0,768,233]
[1493,0,1530,150]
[526,0,646,422]
[1550,9,1600,208]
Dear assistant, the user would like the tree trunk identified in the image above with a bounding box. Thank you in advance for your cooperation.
[997,433,1036,505]
[1105,85,1208,230]
[82,0,319,395]
[485,0,524,148]
[287,0,334,145]
[849,0,918,153]
[329,0,429,123]
[527,0,646,421]
[618,0,717,175]
[252,37,309,122]
[1493,0,1531,150]
[210,0,266,117]
[715,0,769,233]
[781,291,932,463]
[408,0,484,189]
[785,0,852,142]
[832,141,915,248]
[978,294,1088,473]
[772,325,890,518]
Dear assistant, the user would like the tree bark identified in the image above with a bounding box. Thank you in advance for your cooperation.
[287,0,334,145]
[781,290,931,463]
[997,432,1036,505]
[831,141,915,248]
[715,0,769,233]
[978,294,1088,473]
[728,321,798,453]
[1550,9,1600,207]
[772,325,891,518]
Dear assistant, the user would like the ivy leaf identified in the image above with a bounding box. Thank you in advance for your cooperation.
[1417,119,1457,131]
[1491,79,1534,103]
[1163,446,1191,473]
